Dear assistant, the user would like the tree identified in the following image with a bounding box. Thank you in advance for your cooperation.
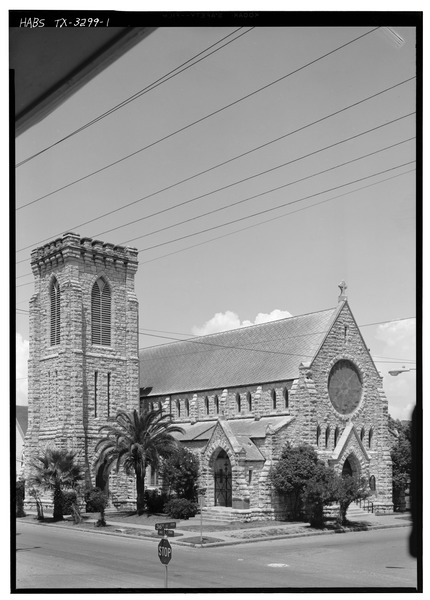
[335,474,369,525]
[95,409,184,514]
[161,446,200,501]
[390,419,412,511]
[29,447,83,521]
[270,444,320,518]
[302,462,338,528]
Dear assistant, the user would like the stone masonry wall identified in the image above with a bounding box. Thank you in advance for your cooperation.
[25,233,139,504]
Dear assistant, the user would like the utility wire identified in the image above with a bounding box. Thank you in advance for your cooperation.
[15,27,252,168]
[15,167,415,287]
[15,27,379,212]
[136,168,415,266]
[136,316,416,358]
[118,130,415,245]
[15,112,415,271]
[15,75,415,257]
[136,160,415,254]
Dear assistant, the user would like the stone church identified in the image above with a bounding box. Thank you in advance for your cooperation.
[24,232,393,518]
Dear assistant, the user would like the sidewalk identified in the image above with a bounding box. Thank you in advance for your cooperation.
[19,510,412,548]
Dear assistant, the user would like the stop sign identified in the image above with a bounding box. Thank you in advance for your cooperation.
[158,538,172,565]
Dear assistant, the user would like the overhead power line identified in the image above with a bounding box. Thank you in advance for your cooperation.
[138,167,415,267]
[15,166,415,286]
[16,27,379,213]
[136,315,416,358]
[136,160,415,254]
[15,75,415,257]
[14,147,415,284]
[15,27,253,168]
[116,127,415,245]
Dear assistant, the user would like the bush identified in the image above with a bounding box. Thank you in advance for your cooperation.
[160,447,200,501]
[85,487,108,514]
[144,489,169,514]
[164,498,198,520]
[16,480,26,517]
[62,491,77,516]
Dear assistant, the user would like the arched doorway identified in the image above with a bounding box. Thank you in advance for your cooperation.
[95,462,109,493]
[342,458,353,477]
[341,454,360,478]
[214,449,232,507]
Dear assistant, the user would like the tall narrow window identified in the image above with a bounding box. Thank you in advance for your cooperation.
[107,373,111,417]
[94,371,98,417]
[205,396,209,415]
[283,387,289,409]
[334,426,340,448]
[271,389,277,410]
[325,426,330,448]
[247,391,252,412]
[316,425,321,446]
[176,400,181,417]
[91,278,111,346]
[236,393,241,413]
[214,395,219,414]
[50,278,60,345]
[360,427,365,442]
[368,428,374,449]
[185,398,190,417]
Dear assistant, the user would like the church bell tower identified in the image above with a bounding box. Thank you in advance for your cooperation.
[24,232,139,488]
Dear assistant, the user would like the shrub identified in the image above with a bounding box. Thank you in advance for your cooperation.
[160,447,200,501]
[164,498,198,520]
[16,480,26,517]
[62,490,77,516]
[85,487,108,513]
[144,489,169,514]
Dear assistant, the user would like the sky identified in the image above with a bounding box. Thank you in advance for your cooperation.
[13,18,418,421]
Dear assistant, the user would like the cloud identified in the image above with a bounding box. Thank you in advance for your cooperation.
[16,333,29,406]
[192,309,292,336]
[375,319,416,421]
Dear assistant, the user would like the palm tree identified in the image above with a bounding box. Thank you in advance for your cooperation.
[29,447,83,521]
[95,409,184,514]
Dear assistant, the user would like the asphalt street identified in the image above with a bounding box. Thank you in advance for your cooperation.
[15,520,417,590]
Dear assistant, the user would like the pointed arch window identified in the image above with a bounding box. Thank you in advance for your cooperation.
[247,391,252,412]
[325,426,331,448]
[185,398,190,417]
[368,428,374,449]
[204,396,209,415]
[236,393,241,413]
[91,278,111,346]
[50,278,61,345]
[271,389,277,410]
[360,427,365,442]
[283,387,289,409]
[176,400,181,418]
[316,425,321,447]
[334,426,340,448]
[214,395,219,414]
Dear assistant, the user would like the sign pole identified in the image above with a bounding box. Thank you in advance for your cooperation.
[165,565,168,588]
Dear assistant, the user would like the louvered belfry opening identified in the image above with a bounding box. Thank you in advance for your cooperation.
[91,278,111,346]
[50,278,60,345]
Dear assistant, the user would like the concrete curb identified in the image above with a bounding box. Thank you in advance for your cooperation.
[17,517,410,548]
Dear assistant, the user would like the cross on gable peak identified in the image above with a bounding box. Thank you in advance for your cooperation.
[338,280,348,302]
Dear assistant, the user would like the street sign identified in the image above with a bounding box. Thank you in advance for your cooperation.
[155,522,176,530]
[158,538,172,565]
[165,529,175,537]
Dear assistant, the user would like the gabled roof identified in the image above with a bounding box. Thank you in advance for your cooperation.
[140,305,341,396]
[172,416,294,443]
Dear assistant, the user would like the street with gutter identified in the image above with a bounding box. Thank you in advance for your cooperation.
[15,520,417,590]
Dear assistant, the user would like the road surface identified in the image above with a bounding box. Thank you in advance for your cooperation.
[15,520,417,590]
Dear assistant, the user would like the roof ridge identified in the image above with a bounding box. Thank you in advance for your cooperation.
[139,305,338,355]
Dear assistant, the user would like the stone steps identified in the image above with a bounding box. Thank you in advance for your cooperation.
[200,507,250,522]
